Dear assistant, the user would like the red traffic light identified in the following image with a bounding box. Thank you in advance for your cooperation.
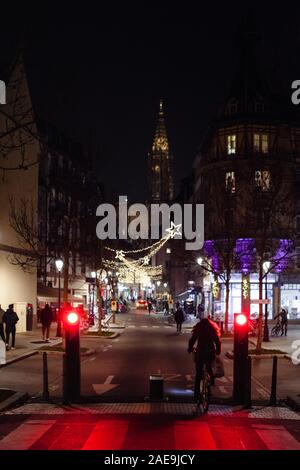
[235,313,247,326]
[66,312,79,325]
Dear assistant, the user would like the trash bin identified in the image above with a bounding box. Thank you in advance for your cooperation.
[149,375,164,401]
[26,303,33,331]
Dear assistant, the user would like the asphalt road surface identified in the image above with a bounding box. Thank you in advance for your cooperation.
[0,310,299,403]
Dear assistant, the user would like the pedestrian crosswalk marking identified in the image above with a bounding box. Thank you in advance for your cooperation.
[0,420,56,450]
[0,416,299,450]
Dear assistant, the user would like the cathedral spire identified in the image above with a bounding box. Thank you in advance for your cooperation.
[149,99,174,202]
[152,98,169,153]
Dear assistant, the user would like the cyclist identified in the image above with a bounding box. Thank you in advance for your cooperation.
[187,318,221,402]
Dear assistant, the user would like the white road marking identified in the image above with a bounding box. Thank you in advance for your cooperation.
[0,420,56,450]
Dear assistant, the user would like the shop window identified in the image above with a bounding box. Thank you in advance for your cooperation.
[227,135,236,155]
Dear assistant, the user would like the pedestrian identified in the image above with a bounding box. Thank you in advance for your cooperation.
[40,303,53,342]
[279,308,288,336]
[187,318,221,401]
[197,303,204,320]
[148,300,152,315]
[3,304,19,350]
[174,302,185,333]
[0,304,6,343]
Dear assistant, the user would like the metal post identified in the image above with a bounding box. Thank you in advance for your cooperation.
[56,271,62,337]
[270,356,278,406]
[263,274,269,342]
[244,356,252,408]
[64,320,81,402]
[42,352,50,402]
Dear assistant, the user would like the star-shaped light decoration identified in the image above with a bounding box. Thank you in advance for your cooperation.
[115,250,125,261]
[165,222,182,239]
[142,255,150,265]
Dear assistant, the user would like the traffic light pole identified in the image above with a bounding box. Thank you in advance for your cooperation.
[233,313,249,404]
[63,312,81,403]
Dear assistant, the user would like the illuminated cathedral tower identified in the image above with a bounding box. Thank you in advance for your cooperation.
[149,99,174,202]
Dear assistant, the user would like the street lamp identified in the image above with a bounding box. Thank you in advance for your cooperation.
[197,257,203,266]
[156,281,161,287]
[263,261,271,342]
[55,258,64,337]
[90,271,97,324]
[163,282,168,288]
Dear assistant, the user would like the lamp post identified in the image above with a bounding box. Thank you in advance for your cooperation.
[90,271,96,325]
[263,261,271,342]
[55,258,64,337]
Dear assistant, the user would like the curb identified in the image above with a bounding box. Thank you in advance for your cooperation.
[84,332,119,339]
[0,391,29,413]
[286,395,300,412]
[0,350,38,368]
[37,348,95,356]
[226,351,287,360]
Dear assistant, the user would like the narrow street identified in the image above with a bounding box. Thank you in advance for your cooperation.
[1,310,299,403]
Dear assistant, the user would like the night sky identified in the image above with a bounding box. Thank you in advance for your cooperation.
[1,2,300,201]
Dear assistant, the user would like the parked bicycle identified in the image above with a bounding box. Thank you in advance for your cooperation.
[271,321,281,337]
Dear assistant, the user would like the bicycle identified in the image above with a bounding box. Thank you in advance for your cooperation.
[271,322,281,337]
[195,361,211,416]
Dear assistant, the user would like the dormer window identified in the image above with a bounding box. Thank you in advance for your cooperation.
[228,99,238,114]
[227,135,236,155]
[255,101,265,113]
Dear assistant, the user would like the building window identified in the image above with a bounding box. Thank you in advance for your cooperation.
[227,135,236,155]
[228,100,238,114]
[253,134,269,154]
[255,101,265,113]
[225,172,236,193]
[255,170,271,191]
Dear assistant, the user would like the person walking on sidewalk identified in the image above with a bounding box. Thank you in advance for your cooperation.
[3,304,19,350]
[40,303,53,342]
[274,308,288,336]
[0,304,6,343]
[174,302,185,333]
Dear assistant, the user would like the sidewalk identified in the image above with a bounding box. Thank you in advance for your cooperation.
[0,325,62,367]
[261,326,300,357]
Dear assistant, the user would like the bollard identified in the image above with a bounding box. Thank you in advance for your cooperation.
[244,356,252,408]
[42,352,50,402]
[149,375,164,401]
[270,356,278,406]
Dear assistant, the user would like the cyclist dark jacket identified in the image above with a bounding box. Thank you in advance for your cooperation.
[188,319,221,361]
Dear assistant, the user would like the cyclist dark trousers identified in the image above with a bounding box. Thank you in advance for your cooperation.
[194,357,214,401]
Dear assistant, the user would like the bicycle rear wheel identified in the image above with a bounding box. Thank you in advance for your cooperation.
[196,366,211,415]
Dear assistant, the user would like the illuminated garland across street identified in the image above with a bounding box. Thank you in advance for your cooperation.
[103,223,181,286]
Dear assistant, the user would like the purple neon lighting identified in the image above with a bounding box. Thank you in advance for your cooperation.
[235,238,255,274]
[272,239,293,273]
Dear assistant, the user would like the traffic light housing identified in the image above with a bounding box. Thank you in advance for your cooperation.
[63,306,81,402]
[233,313,249,403]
